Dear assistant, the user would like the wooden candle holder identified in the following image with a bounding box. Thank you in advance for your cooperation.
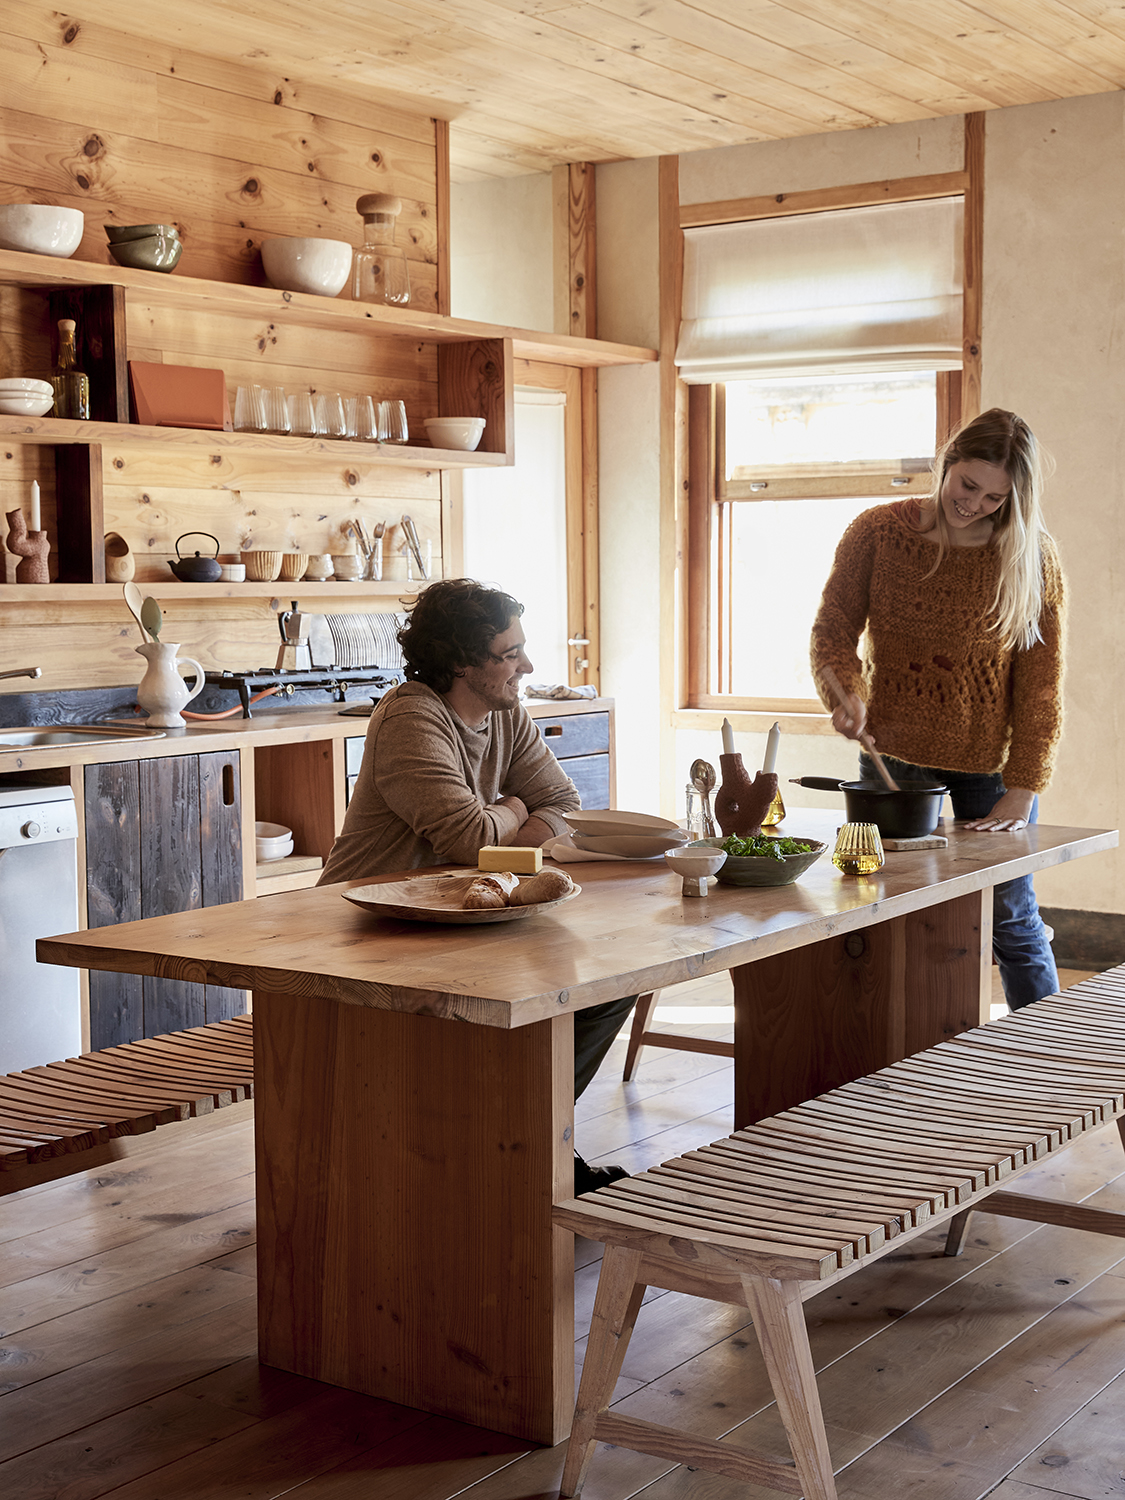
[5,509,50,584]
[715,753,778,838]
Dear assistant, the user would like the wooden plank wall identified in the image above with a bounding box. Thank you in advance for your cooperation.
[0,1,444,691]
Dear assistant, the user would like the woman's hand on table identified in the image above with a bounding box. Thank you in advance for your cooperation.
[964,788,1035,831]
[831,692,868,742]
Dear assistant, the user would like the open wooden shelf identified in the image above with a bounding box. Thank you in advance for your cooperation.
[0,415,510,469]
[0,247,657,369]
[0,579,424,601]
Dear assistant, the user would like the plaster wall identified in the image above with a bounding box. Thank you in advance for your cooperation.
[449,173,554,328]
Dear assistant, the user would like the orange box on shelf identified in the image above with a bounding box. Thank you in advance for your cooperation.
[128,361,231,430]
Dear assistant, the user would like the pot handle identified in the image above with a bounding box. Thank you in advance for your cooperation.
[789,776,844,792]
[175,532,221,559]
[178,657,207,705]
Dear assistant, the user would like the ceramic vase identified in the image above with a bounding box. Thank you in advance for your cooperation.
[714,753,779,838]
[136,641,206,727]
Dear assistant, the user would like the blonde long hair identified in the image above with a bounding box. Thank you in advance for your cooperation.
[923,407,1053,652]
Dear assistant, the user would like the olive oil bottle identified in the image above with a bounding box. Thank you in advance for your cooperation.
[50,318,91,420]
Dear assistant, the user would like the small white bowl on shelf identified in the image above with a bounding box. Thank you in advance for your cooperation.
[0,377,53,395]
[260,236,352,297]
[423,416,486,451]
[0,392,54,417]
[0,204,84,257]
[255,821,294,862]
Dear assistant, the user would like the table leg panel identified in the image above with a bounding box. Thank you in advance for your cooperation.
[903,887,993,1054]
[252,990,575,1445]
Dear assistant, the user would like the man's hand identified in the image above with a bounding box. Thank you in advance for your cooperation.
[517,814,558,848]
[963,788,1035,832]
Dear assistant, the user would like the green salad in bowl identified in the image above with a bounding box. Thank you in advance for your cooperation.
[686,833,827,887]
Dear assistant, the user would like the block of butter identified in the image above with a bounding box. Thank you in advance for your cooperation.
[478,845,542,874]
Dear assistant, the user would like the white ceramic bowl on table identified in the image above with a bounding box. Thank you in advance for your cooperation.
[0,204,84,257]
[423,417,486,452]
[260,236,352,297]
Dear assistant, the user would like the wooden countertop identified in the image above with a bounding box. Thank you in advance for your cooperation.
[0,696,614,774]
[37,812,1117,1028]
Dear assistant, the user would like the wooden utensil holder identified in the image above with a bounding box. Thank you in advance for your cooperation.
[715,753,778,838]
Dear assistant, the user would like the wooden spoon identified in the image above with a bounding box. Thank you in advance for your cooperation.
[123,581,150,642]
[140,596,163,641]
[820,665,901,793]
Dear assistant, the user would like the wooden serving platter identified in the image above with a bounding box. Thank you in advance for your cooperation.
[341,871,582,924]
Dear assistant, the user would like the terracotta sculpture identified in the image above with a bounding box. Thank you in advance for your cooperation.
[714,753,779,838]
[5,508,49,584]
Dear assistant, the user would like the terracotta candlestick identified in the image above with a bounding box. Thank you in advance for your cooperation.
[715,753,778,838]
[5,508,50,584]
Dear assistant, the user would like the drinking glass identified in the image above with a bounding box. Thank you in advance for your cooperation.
[353,395,378,441]
[378,399,409,443]
[344,397,358,439]
[233,385,267,432]
[832,822,885,876]
[317,392,347,438]
[287,391,317,436]
[265,386,290,435]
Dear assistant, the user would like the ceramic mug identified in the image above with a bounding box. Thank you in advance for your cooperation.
[305,554,333,581]
[330,553,363,580]
[219,563,246,582]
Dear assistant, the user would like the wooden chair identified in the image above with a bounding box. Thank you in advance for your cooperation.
[622,989,734,1080]
[556,969,1125,1500]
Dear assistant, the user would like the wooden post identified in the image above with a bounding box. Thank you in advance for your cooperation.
[962,112,985,424]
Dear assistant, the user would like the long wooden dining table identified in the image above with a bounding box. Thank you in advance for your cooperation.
[37,810,1116,1445]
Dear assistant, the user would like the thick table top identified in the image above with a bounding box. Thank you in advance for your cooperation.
[38,812,1116,1029]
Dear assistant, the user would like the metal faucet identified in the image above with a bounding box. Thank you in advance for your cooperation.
[0,666,42,682]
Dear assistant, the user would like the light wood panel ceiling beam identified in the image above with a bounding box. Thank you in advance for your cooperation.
[37,0,1125,178]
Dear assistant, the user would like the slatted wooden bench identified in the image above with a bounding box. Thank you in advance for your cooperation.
[554,968,1125,1500]
[0,1015,254,1191]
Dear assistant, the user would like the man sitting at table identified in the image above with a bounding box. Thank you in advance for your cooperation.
[320,577,634,1195]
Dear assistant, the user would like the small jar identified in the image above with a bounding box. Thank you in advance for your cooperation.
[352,194,411,306]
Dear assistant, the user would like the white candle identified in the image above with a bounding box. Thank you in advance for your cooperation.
[762,721,781,775]
[29,481,40,532]
[721,717,735,756]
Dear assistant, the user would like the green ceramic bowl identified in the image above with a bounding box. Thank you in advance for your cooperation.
[107,231,183,273]
[105,222,180,244]
[685,836,827,888]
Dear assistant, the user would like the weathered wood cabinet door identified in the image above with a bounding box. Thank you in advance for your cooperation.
[84,751,244,1048]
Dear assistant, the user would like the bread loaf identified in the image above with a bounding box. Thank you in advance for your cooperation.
[508,868,576,906]
[463,871,520,909]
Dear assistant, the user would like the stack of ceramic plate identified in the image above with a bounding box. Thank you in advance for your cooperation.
[0,377,54,417]
[562,809,689,859]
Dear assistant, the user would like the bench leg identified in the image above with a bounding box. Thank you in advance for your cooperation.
[622,992,660,1082]
[560,1245,646,1498]
[944,1208,974,1257]
[741,1274,838,1500]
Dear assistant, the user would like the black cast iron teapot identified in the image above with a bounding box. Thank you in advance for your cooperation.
[169,532,222,583]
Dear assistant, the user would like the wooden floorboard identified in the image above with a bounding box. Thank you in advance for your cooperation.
[3,971,1125,1500]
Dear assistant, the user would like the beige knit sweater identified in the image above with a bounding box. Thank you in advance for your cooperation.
[810,501,1066,792]
[319,682,581,883]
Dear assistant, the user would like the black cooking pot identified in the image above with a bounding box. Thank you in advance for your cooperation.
[790,776,948,840]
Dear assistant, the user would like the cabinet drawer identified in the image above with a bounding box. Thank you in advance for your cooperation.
[561,753,610,810]
[346,735,366,776]
[537,712,609,760]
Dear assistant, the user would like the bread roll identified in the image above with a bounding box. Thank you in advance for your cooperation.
[462,870,520,909]
[509,868,576,906]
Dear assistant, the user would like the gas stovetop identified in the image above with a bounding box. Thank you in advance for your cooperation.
[204,666,402,717]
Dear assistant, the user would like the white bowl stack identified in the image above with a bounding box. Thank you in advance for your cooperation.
[255,820,294,862]
[0,377,54,417]
[562,809,689,859]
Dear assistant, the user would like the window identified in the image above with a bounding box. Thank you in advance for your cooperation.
[680,185,972,712]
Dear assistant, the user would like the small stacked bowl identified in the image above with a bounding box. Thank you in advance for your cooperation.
[255,822,294,862]
[0,377,54,417]
[562,809,689,860]
[106,223,183,273]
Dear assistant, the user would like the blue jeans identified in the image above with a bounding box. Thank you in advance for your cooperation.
[858,752,1058,1011]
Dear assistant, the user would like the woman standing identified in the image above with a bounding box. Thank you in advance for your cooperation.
[810,407,1066,1010]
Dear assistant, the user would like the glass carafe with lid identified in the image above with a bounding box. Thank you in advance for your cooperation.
[352,194,410,305]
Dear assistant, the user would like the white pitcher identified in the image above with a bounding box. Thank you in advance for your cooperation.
[135,642,205,727]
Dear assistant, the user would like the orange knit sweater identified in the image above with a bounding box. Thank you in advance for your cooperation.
[810,501,1066,792]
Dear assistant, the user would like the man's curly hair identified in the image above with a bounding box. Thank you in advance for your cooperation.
[397,578,524,694]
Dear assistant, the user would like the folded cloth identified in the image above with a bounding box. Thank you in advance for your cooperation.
[545,834,635,863]
[525,683,598,701]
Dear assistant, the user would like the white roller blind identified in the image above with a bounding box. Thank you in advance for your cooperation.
[676,197,964,384]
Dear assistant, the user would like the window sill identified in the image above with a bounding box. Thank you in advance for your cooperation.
[672,708,837,737]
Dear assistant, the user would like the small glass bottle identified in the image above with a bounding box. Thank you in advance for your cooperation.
[351,194,411,306]
[51,318,91,420]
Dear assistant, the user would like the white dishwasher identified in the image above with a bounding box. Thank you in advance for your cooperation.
[0,784,81,1072]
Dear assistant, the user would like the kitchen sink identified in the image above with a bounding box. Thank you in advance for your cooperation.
[0,724,167,749]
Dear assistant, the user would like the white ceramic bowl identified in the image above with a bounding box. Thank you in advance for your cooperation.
[0,204,84,257]
[260,236,352,297]
[563,809,684,838]
[0,392,54,417]
[255,821,294,861]
[572,832,687,858]
[423,416,486,452]
[0,377,53,395]
[664,848,728,879]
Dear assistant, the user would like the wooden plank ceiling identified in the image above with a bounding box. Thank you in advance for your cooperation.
[53,1,1125,178]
